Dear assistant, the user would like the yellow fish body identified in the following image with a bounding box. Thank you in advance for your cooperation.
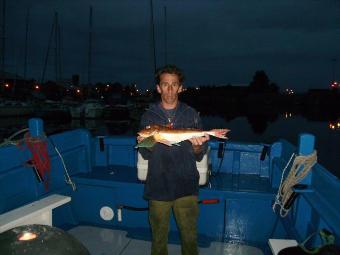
[136,125,229,147]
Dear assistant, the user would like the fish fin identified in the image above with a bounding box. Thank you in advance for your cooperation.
[207,129,230,139]
[135,136,157,148]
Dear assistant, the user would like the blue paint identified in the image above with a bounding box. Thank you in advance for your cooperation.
[0,120,339,251]
[298,133,315,156]
[28,118,44,137]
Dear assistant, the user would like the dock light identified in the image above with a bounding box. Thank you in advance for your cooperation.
[330,81,339,88]
[329,123,335,130]
[329,121,340,130]
[35,85,40,90]
[76,89,81,94]
[0,224,90,255]
[4,83,9,88]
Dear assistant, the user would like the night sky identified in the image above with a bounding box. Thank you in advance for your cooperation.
[3,0,340,91]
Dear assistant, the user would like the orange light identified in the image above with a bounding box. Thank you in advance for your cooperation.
[18,232,37,241]
[76,89,81,93]
[35,85,40,90]
[5,83,9,88]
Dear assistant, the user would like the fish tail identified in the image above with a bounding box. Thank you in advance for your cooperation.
[207,129,230,139]
[135,136,157,148]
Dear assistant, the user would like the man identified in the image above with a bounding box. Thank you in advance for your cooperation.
[138,65,209,255]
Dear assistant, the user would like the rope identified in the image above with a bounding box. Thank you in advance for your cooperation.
[273,150,317,217]
[50,140,76,191]
[0,128,29,147]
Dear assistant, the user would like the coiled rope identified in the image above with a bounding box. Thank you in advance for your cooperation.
[273,150,317,217]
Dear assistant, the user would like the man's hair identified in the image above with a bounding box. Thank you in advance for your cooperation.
[155,65,185,84]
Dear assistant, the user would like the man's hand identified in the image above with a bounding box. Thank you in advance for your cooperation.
[189,134,210,146]
[189,134,209,154]
[137,136,144,143]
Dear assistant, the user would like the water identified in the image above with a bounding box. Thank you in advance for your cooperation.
[202,115,339,178]
[0,114,339,178]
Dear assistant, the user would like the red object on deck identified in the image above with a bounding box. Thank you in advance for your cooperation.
[24,133,51,190]
[199,199,220,204]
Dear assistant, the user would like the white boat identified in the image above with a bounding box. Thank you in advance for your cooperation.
[69,100,105,119]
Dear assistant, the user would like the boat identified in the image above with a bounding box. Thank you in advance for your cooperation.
[0,118,339,254]
[0,100,34,117]
[34,100,71,120]
[69,99,105,119]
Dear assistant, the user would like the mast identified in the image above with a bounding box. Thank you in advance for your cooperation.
[88,5,93,87]
[164,5,167,65]
[57,18,63,84]
[41,12,62,84]
[331,58,336,82]
[23,7,29,80]
[54,12,58,83]
[150,0,156,74]
[1,0,6,83]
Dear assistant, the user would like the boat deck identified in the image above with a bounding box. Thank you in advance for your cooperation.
[68,225,265,255]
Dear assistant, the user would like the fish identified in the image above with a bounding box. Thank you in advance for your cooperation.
[136,124,230,148]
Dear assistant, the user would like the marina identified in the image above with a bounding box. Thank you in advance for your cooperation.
[0,0,339,254]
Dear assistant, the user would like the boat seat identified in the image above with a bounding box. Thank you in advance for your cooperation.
[137,148,210,186]
[268,239,298,255]
[0,194,71,233]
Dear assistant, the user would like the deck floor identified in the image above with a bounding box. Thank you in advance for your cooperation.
[68,225,264,255]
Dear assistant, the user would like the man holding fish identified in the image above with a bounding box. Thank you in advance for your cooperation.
[137,65,229,255]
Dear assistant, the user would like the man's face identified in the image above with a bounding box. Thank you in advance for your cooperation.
[157,73,182,106]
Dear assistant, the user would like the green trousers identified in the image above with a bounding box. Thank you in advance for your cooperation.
[149,195,199,255]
